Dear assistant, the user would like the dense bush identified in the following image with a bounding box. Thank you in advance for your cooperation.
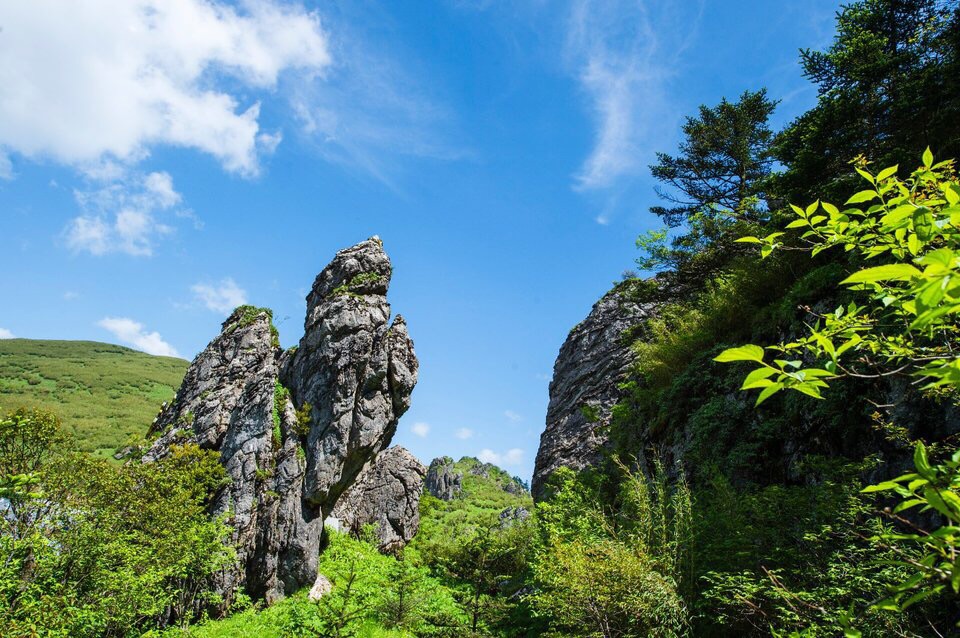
[0,408,233,637]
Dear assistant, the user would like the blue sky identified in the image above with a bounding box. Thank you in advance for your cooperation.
[0,0,840,480]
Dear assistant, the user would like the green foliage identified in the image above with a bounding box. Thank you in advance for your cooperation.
[719,155,960,404]
[408,456,536,636]
[642,89,777,275]
[295,401,313,437]
[273,381,289,446]
[0,339,187,455]
[531,465,691,637]
[331,272,384,297]
[861,442,960,614]
[718,154,960,632]
[774,0,960,203]
[167,532,466,638]
[0,408,234,637]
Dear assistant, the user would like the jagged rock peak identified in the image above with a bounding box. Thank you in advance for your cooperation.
[330,446,426,553]
[425,456,463,501]
[143,237,417,611]
[532,285,652,499]
[282,236,418,510]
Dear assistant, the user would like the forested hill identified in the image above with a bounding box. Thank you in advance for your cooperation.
[0,339,188,456]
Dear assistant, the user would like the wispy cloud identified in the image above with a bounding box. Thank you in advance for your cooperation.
[0,328,14,339]
[64,171,182,256]
[0,1,330,177]
[290,4,466,185]
[504,410,523,422]
[455,427,474,440]
[565,0,703,191]
[411,422,431,438]
[191,278,248,314]
[97,317,179,357]
[478,448,524,467]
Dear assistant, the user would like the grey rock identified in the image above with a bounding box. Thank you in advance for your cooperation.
[502,477,526,496]
[331,446,426,553]
[532,286,652,499]
[424,456,462,501]
[498,505,531,528]
[143,237,417,610]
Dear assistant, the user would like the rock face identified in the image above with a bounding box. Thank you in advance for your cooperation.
[532,286,651,499]
[424,456,462,501]
[331,446,426,552]
[143,237,417,608]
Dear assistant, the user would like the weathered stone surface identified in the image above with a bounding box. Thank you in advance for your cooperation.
[143,237,417,609]
[424,456,462,501]
[498,505,531,528]
[532,286,651,499]
[331,446,426,552]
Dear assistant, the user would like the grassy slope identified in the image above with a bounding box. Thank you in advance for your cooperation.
[0,339,189,456]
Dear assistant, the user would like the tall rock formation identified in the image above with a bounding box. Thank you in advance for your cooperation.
[424,456,463,501]
[532,286,651,499]
[143,237,417,607]
[330,446,426,553]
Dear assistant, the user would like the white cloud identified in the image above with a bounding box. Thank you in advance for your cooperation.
[0,328,14,339]
[504,410,523,422]
[0,1,330,177]
[455,427,474,440]
[97,317,179,357]
[97,317,180,357]
[63,291,79,300]
[411,422,431,438]
[565,0,702,190]
[478,448,524,467]
[191,278,248,314]
[65,171,180,256]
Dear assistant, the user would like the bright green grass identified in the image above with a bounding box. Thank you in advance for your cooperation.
[0,339,188,454]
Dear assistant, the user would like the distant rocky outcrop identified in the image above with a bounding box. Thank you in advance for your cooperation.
[143,237,417,609]
[498,505,531,528]
[532,286,651,499]
[424,456,463,501]
[330,446,426,553]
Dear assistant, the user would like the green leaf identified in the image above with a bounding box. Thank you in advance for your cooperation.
[923,147,934,168]
[840,264,922,284]
[741,367,777,389]
[876,165,898,181]
[734,236,763,244]
[714,345,766,363]
[915,443,933,479]
[755,383,782,406]
[847,190,879,204]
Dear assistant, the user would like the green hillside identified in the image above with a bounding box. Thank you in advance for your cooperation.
[0,339,189,456]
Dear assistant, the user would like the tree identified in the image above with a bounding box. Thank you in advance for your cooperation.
[639,89,777,274]
[774,0,960,203]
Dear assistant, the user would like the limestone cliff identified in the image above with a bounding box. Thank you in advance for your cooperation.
[330,446,426,552]
[424,456,462,501]
[143,237,417,607]
[532,286,651,499]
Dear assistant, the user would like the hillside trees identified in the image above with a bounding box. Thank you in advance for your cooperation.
[774,0,960,202]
